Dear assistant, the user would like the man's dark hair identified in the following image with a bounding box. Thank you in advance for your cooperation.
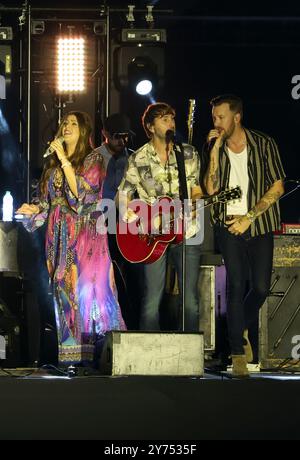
[142,102,175,138]
[210,94,243,120]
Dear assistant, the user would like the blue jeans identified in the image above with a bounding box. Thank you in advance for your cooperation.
[215,226,274,355]
[139,243,202,331]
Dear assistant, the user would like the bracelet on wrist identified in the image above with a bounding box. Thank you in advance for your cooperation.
[246,210,256,223]
[61,161,71,169]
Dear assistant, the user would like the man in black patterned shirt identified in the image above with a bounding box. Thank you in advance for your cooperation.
[204,94,285,377]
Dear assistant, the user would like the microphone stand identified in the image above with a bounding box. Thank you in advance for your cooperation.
[280,179,300,201]
[173,141,189,332]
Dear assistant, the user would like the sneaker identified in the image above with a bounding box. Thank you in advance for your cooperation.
[243,330,253,363]
[232,354,250,378]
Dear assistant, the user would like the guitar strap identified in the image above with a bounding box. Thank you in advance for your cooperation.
[173,143,188,202]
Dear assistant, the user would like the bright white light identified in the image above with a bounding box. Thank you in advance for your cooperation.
[136,79,152,96]
[56,37,86,93]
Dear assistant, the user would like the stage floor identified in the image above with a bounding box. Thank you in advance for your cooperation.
[0,368,300,440]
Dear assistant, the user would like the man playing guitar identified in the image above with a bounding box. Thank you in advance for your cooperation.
[116,102,202,331]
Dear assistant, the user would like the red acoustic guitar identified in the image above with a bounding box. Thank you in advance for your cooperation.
[116,186,241,264]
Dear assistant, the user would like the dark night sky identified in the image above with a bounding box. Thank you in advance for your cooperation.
[0,0,299,220]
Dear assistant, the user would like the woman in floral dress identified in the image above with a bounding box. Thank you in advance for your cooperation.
[17,111,126,366]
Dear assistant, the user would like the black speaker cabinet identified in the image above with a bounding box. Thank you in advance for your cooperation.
[162,264,226,351]
[0,315,21,368]
[260,265,300,370]
[0,278,26,368]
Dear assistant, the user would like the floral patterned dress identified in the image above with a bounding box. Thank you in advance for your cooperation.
[24,150,126,364]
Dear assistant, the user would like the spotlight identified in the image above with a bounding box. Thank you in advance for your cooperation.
[31,21,45,35]
[56,36,86,93]
[136,79,152,96]
[128,55,157,96]
[114,43,165,95]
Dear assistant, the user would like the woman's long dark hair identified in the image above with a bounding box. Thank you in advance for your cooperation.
[39,111,94,198]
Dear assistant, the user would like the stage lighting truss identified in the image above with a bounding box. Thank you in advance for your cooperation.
[56,37,86,93]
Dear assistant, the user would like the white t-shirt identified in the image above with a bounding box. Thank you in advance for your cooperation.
[226,146,249,215]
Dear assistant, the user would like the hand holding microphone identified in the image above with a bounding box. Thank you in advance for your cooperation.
[207,129,225,152]
[43,136,65,159]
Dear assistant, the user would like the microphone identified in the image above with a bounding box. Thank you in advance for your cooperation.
[207,136,217,152]
[43,136,64,158]
[165,129,176,144]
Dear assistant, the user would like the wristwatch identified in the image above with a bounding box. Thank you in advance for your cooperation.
[246,210,256,223]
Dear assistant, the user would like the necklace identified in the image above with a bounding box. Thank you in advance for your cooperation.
[227,139,246,146]
[226,139,247,152]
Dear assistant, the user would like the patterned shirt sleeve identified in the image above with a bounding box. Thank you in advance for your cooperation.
[22,193,50,233]
[117,154,140,198]
[265,137,286,187]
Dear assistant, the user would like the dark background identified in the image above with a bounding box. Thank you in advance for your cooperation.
[0,0,299,368]
[0,0,299,221]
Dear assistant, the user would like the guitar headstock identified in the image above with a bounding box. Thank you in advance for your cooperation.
[216,186,242,203]
[187,99,196,131]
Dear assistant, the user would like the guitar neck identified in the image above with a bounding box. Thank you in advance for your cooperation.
[187,98,195,145]
[202,187,241,208]
[188,127,193,145]
[204,195,220,206]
